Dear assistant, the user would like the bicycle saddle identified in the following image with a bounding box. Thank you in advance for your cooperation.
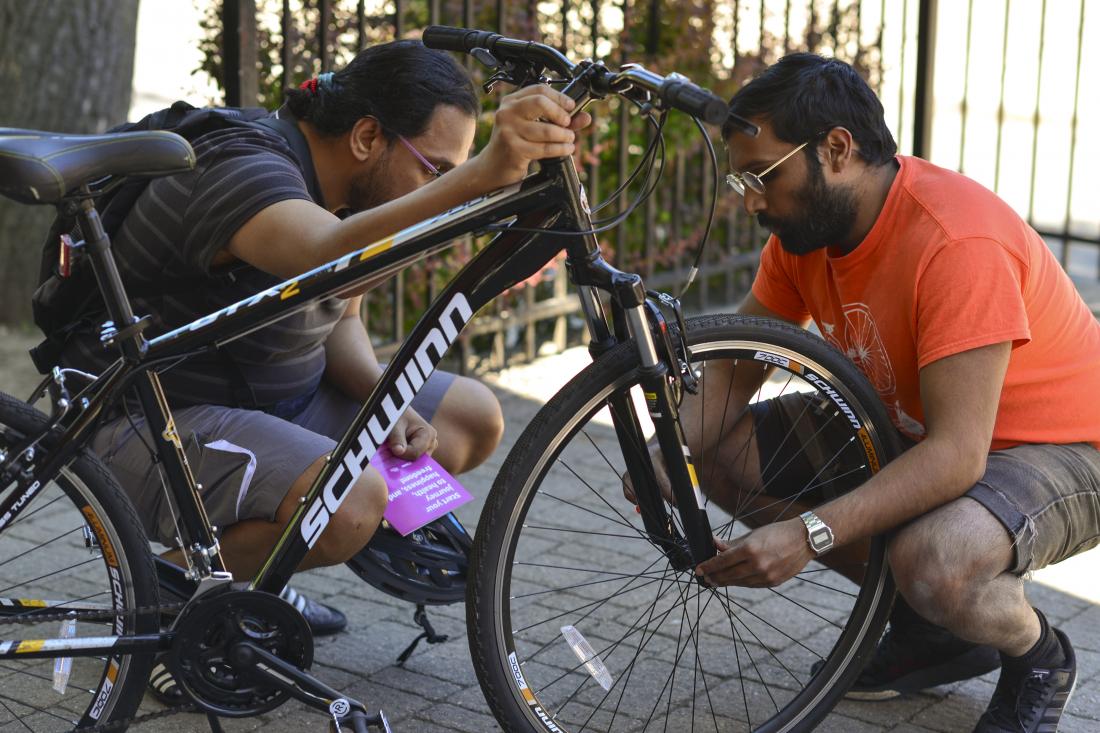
[0,128,195,205]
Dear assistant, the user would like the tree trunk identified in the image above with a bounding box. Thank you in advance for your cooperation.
[0,0,139,327]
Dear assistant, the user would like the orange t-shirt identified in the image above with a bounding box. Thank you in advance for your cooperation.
[752,155,1100,451]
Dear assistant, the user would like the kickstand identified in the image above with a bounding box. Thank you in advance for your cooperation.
[206,713,225,733]
[395,604,448,665]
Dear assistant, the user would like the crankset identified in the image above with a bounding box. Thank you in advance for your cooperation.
[167,586,389,731]
[168,586,313,717]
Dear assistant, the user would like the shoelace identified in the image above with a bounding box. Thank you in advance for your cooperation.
[984,670,1051,729]
[1015,671,1052,726]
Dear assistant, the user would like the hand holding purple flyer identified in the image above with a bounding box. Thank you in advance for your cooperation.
[372,446,474,535]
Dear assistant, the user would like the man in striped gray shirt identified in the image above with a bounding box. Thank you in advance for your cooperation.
[75,39,589,668]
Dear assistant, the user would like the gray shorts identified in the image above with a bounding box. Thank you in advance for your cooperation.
[92,372,455,546]
[751,393,1100,575]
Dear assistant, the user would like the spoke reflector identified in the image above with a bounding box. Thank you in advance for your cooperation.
[560,624,614,691]
[52,616,76,693]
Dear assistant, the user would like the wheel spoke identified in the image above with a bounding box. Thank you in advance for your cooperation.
[0,526,84,571]
[0,556,102,596]
[484,323,897,731]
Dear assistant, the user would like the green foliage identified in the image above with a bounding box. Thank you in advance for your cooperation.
[196,0,882,365]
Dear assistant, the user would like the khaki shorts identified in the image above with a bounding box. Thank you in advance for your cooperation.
[92,373,454,546]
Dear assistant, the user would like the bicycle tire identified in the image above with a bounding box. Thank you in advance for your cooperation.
[469,314,903,732]
[0,391,158,731]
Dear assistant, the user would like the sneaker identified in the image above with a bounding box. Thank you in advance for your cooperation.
[814,618,1001,701]
[147,658,185,707]
[973,628,1077,732]
[156,559,346,637]
[279,585,347,636]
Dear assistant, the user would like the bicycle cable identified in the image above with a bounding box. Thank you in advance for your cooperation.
[588,96,666,216]
[483,105,669,238]
[675,115,721,299]
[589,110,667,228]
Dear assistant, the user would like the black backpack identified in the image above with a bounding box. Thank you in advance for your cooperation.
[28,101,315,375]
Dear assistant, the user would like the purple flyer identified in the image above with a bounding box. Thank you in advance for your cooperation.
[372,447,474,536]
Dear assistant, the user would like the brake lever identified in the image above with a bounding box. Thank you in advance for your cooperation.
[475,47,547,94]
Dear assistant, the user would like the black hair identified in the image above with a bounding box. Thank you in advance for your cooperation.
[286,39,479,139]
[722,53,897,166]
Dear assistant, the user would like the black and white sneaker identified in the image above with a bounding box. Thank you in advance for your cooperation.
[279,585,347,636]
[157,561,346,636]
[813,616,1001,700]
[848,619,1001,700]
[147,658,185,707]
[973,628,1077,733]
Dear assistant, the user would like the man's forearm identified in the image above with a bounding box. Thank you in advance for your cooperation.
[318,158,494,266]
[323,312,383,403]
[814,436,986,547]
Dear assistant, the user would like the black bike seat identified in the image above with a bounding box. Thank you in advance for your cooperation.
[0,128,195,205]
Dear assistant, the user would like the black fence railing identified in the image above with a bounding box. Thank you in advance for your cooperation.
[213,0,1096,370]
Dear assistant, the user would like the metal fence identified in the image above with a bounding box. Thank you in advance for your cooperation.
[217,0,1095,370]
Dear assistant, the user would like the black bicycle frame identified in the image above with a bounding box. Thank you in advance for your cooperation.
[0,151,712,661]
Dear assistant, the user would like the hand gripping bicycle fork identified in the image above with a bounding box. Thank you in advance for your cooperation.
[566,248,716,572]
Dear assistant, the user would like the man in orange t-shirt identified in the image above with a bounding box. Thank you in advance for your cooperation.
[690,54,1100,732]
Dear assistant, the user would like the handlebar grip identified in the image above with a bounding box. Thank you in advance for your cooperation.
[659,78,729,126]
[422,25,500,53]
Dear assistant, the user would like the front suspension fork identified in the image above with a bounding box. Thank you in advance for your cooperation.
[621,302,715,568]
[569,247,715,569]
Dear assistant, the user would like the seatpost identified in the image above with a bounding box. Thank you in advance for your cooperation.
[74,195,143,360]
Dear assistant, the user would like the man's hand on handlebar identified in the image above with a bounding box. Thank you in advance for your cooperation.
[470,85,592,190]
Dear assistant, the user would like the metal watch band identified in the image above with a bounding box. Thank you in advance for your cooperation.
[799,510,835,556]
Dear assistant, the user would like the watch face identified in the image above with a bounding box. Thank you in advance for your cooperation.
[810,527,833,552]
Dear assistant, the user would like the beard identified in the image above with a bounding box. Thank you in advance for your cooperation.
[346,149,398,214]
[758,162,859,256]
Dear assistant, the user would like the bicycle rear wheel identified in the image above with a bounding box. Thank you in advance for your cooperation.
[469,314,902,732]
[0,392,158,731]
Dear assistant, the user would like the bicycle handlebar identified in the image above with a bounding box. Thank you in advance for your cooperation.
[422,25,575,78]
[423,25,758,132]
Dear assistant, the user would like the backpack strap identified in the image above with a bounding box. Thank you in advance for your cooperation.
[256,108,325,207]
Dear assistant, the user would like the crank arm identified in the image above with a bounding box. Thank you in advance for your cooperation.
[229,642,390,731]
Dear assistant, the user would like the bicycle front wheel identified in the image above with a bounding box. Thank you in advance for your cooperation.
[469,314,902,732]
[0,392,158,731]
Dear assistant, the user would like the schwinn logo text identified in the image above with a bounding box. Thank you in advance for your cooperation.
[803,370,861,430]
[533,706,565,733]
[300,294,474,549]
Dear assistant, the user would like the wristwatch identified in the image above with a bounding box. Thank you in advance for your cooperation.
[799,511,835,556]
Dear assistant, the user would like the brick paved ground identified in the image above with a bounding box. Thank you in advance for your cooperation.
[1,334,1098,732]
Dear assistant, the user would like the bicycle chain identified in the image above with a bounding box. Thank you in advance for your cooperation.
[1,601,200,732]
[0,601,187,626]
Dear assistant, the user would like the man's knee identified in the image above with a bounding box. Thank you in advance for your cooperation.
[888,498,1011,625]
[310,471,388,566]
[435,377,504,472]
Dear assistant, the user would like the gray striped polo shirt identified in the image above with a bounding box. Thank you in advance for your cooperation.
[63,124,345,408]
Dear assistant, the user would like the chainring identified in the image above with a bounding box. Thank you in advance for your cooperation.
[168,587,314,717]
